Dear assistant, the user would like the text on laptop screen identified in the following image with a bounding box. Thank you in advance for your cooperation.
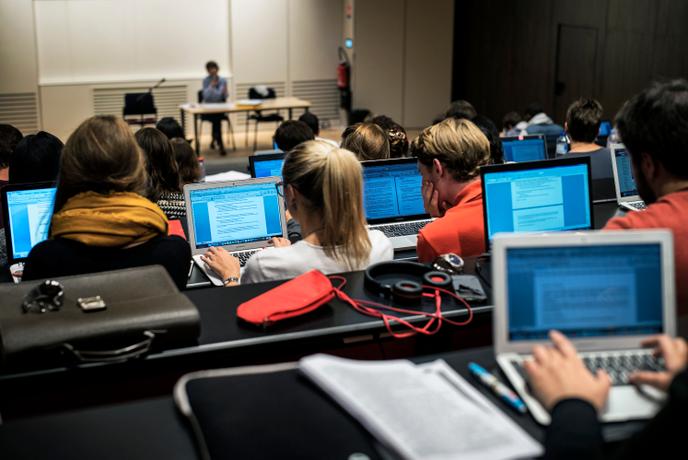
[362,162,426,220]
[483,164,591,242]
[189,182,282,248]
[614,149,639,197]
[502,138,547,162]
[253,158,284,179]
[506,244,663,341]
[7,187,56,259]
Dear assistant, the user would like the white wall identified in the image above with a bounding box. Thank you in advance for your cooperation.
[0,0,38,93]
[33,0,230,85]
[352,0,454,128]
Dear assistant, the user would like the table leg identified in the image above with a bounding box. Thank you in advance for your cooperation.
[288,108,293,120]
[194,114,199,156]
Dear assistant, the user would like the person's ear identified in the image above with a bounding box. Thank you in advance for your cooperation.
[640,152,656,180]
[432,158,444,178]
[285,184,299,209]
[564,121,568,133]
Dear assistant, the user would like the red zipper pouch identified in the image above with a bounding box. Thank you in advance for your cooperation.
[237,270,335,326]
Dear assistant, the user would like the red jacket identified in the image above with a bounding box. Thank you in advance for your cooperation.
[604,190,688,316]
[416,179,486,263]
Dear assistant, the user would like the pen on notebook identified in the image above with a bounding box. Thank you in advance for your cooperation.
[468,362,527,414]
[187,260,194,279]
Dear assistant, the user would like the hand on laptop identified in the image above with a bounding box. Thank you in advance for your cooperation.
[269,237,291,248]
[524,330,611,413]
[201,247,240,283]
[629,335,688,391]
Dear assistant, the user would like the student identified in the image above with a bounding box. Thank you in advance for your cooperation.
[523,102,564,156]
[557,98,613,189]
[170,137,202,185]
[9,131,63,185]
[472,115,504,165]
[156,117,185,140]
[411,118,491,263]
[444,99,478,120]
[525,330,687,459]
[135,128,185,220]
[273,120,315,152]
[341,122,390,161]
[0,123,23,228]
[501,111,523,137]
[201,60,229,155]
[200,140,394,285]
[603,80,688,315]
[372,115,409,158]
[299,112,338,148]
[22,116,190,289]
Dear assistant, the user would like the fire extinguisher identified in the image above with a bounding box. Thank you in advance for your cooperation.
[337,47,351,112]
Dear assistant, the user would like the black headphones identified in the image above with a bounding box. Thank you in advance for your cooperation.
[364,261,453,305]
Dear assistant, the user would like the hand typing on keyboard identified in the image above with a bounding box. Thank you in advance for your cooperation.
[629,335,688,391]
[201,246,241,286]
[523,330,612,413]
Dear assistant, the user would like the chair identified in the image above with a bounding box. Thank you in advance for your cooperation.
[197,90,236,151]
[123,92,157,127]
[246,87,284,150]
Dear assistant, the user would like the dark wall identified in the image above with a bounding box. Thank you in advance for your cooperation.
[452,0,688,127]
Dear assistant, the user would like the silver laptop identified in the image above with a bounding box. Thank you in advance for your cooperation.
[493,230,676,425]
[361,158,432,250]
[184,178,287,283]
[610,144,647,211]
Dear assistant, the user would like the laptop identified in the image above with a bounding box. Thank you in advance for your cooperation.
[184,178,287,284]
[480,157,594,251]
[501,135,547,162]
[493,230,676,425]
[249,152,285,179]
[361,158,431,250]
[1,182,57,271]
[610,144,647,211]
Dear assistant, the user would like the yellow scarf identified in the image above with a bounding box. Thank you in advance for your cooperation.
[51,191,168,247]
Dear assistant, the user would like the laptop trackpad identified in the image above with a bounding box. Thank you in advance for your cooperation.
[600,386,662,422]
[390,235,417,250]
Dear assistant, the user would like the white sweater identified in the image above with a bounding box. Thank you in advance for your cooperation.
[241,230,393,284]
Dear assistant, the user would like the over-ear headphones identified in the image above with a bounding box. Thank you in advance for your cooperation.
[364,261,453,305]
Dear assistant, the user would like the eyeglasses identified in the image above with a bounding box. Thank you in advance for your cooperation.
[276,181,284,198]
[22,280,64,314]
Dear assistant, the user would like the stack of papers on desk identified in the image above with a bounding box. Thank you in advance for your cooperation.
[204,170,250,182]
[235,99,263,107]
[300,355,542,460]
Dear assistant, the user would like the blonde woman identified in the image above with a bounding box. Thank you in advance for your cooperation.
[202,140,394,285]
[341,122,390,161]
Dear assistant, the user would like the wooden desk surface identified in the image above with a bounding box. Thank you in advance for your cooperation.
[180,97,311,114]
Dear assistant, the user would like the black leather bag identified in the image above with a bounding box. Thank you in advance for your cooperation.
[0,265,201,367]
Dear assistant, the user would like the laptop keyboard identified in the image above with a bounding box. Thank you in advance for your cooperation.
[232,250,259,267]
[511,350,665,386]
[371,220,430,238]
[628,201,647,210]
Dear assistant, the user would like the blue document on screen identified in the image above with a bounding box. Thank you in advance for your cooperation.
[6,187,56,261]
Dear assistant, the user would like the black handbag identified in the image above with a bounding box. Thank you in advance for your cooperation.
[0,265,201,367]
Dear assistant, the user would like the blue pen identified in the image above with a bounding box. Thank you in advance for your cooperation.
[468,362,527,414]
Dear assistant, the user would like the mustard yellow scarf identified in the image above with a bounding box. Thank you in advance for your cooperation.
[51,191,168,247]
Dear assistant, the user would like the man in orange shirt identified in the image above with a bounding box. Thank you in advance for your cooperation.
[604,79,688,316]
[411,118,491,263]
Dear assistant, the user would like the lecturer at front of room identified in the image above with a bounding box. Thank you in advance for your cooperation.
[201,60,229,156]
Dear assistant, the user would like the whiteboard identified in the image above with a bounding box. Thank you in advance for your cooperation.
[34,0,230,85]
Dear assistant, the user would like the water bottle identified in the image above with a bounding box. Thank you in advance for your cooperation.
[555,132,570,155]
[198,156,207,182]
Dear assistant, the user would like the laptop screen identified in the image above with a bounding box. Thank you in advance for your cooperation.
[614,148,639,197]
[6,186,57,260]
[482,161,592,244]
[598,120,612,137]
[252,158,284,179]
[362,160,427,222]
[506,243,664,341]
[502,137,547,162]
[188,181,283,248]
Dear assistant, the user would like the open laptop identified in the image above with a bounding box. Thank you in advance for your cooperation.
[361,158,431,250]
[249,152,285,179]
[184,178,287,285]
[480,157,594,251]
[501,134,547,162]
[610,144,647,211]
[1,183,57,278]
[493,230,676,425]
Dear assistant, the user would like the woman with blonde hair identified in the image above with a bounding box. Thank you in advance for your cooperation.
[341,122,390,161]
[22,116,191,288]
[202,140,393,285]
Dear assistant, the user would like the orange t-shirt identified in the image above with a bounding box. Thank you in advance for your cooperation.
[416,179,486,263]
[604,190,688,316]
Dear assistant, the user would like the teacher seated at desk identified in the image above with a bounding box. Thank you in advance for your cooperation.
[201,60,228,156]
[201,140,394,286]
[22,116,191,289]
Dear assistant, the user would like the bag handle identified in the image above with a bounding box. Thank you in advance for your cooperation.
[62,331,156,363]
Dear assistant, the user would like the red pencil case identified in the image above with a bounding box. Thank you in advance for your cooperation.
[237,270,335,326]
